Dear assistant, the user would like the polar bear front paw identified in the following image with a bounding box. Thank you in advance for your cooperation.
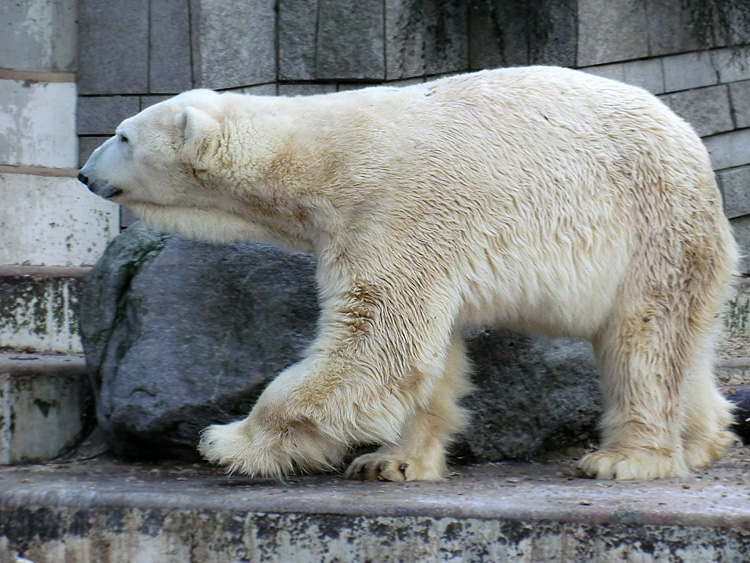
[577,447,688,480]
[344,452,446,482]
[199,420,275,476]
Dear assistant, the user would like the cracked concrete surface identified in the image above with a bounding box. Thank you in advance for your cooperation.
[0,445,748,562]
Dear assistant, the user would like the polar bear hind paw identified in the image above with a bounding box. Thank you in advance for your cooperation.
[344,452,446,482]
[577,447,689,480]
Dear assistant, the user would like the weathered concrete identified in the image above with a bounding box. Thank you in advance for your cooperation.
[77,0,149,95]
[0,267,88,354]
[725,278,750,337]
[717,165,750,219]
[704,129,750,171]
[76,96,141,136]
[659,85,734,138]
[0,446,748,562]
[191,0,276,89]
[148,0,192,94]
[0,0,77,73]
[0,173,119,267]
[731,216,750,275]
[0,80,77,168]
[386,0,469,79]
[0,353,91,464]
[576,0,649,66]
[729,80,750,129]
[582,59,666,94]
[662,52,718,93]
[711,46,750,84]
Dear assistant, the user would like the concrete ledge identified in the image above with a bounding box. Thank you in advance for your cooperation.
[0,354,90,465]
[0,165,78,178]
[0,447,748,562]
[0,268,88,353]
[0,79,77,169]
[0,69,76,83]
[0,173,119,267]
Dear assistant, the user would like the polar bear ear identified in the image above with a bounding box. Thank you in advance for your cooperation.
[175,106,221,164]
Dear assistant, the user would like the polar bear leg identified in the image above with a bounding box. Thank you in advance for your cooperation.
[680,351,737,469]
[345,335,472,482]
[578,311,691,480]
[579,256,734,479]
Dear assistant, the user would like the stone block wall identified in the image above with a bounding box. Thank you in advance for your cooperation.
[77,0,750,272]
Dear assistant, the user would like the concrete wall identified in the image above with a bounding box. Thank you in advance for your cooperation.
[76,0,750,273]
[0,0,120,355]
[0,1,119,463]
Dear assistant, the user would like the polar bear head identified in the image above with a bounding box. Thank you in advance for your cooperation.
[78,89,313,248]
[79,89,225,206]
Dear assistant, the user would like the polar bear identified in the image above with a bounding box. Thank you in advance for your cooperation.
[79,66,738,481]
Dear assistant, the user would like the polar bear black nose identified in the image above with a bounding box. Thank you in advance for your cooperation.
[78,172,89,185]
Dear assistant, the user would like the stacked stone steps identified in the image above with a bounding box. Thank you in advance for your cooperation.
[0,266,93,465]
[0,171,118,467]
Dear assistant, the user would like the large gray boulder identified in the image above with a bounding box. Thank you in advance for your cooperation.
[81,223,602,463]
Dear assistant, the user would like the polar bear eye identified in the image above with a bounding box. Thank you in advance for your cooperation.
[118,133,129,144]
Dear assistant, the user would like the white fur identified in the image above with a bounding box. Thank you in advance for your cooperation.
[80,67,738,481]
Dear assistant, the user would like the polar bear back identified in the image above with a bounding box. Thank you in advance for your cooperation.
[248,67,723,338]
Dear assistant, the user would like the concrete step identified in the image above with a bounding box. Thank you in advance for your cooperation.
[0,170,120,268]
[0,266,89,354]
[0,446,748,563]
[0,353,91,465]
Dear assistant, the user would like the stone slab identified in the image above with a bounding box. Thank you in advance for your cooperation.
[703,129,750,171]
[316,0,385,80]
[468,0,529,70]
[663,52,718,93]
[237,84,278,96]
[576,0,649,66]
[724,278,750,338]
[277,0,318,81]
[712,47,750,84]
[0,79,77,169]
[582,59,665,94]
[730,215,750,275]
[76,96,140,136]
[0,0,77,73]
[77,0,149,95]
[386,0,468,80]
[645,0,699,57]
[729,80,750,129]
[0,173,119,267]
[191,0,276,90]
[530,0,577,67]
[0,353,90,464]
[278,84,338,97]
[717,165,750,219]
[0,447,749,562]
[78,136,109,167]
[659,85,733,138]
[0,267,88,354]
[149,0,192,94]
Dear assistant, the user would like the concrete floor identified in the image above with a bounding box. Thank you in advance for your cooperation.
[1,445,748,562]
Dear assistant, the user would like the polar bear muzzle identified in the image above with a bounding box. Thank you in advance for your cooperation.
[77,172,123,200]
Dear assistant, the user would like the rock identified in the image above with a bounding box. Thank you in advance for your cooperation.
[80,223,319,459]
[81,222,603,463]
